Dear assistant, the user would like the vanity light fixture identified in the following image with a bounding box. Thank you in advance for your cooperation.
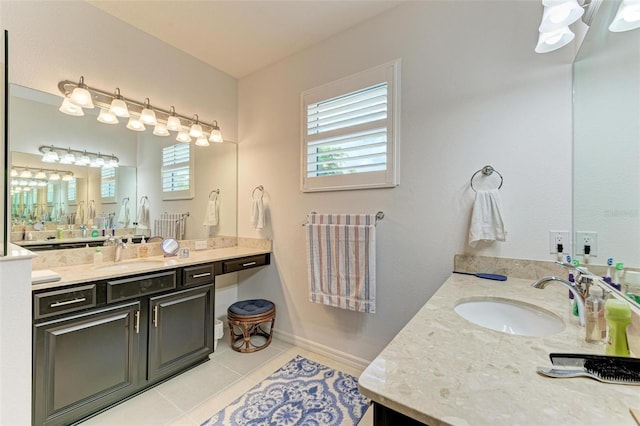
[38,145,119,169]
[48,172,61,181]
[57,77,224,146]
[68,76,95,109]
[539,0,584,32]
[109,88,130,117]
[59,148,76,165]
[34,170,47,179]
[536,26,575,52]
[10,168,17,177]
[609,0,640,32]
[11,165,74,186]
[140,98,158,125]
[195,135,210,147]
[209,120,224,143]
[62,172,74,181]
[19,168,32,179]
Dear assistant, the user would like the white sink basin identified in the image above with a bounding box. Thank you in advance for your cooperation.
[95,260,165,272]
[454,297,564,337]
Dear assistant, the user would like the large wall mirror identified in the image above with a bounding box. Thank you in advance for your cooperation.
[573,0,640,269]
[8,84,237,249]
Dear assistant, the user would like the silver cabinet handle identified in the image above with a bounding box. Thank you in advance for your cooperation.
[135,310,140,334]
[242,262,257,267]
[50,297,86,308]
[192,272,211,278]
[153,305,158,328]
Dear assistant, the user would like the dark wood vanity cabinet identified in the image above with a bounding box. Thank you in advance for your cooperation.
[32,264,216,426]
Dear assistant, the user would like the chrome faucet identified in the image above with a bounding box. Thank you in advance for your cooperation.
[104,236,127,262]
[531,276,586,326]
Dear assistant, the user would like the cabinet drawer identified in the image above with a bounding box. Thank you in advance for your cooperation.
[222,254,270,273]
[182,264,215,287]
[34,284,97,320]
[107,271,176,303]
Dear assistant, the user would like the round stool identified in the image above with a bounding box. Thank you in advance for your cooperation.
[227,299,276,353]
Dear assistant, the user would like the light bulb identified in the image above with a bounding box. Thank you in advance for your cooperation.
[97,109,119,124]
[126,117,146,132]
[62,173,73,181]
[610,0,640,32]
[20,169,32,178]
[76,153,91,166]
[208,120,223,143]
[189,115,203,137]
[195,135,210,147]
[140,108,157,125]
[153,123,170,136]
[69,77,94,108]
[59,97,84,116]
[108,157,119,168]
[42,150,59,163]
[35,170,47,179]
[60,151,76,164]
[91,156,105,168]
[109,98,130,117]
[10,169,17,177]
[167,116,182,131]
[49,172,60,181]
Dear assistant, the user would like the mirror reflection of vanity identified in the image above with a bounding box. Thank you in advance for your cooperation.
[573,0,640,309]
[8,83,237,250]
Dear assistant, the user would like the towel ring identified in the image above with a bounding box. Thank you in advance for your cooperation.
[252,185,264,200]
[209,189,220,200]
[139,195,149,204]
[470,165,503,192]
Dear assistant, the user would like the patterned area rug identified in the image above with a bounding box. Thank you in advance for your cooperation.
[201,355,370,426]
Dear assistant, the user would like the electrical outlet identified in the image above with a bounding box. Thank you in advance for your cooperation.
[575,231,598,257]
[195,240,208,250]
[549,231,570,254]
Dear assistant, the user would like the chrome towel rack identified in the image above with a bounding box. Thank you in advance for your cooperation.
[209,189,220,200]
[252,185,264,200]
[303,211,384,226]
[470,165,503,192]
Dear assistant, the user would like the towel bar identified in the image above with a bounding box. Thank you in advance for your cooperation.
[302,211,384,226]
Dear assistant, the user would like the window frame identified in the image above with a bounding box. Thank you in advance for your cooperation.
[300,59,401,192]
[161,142,194,201]
[100,167,117,204]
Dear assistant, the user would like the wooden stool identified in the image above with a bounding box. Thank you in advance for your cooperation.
[227,299,276,353]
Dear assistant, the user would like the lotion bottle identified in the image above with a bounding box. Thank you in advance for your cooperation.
[138,237,148,258]
[585,284,606,344]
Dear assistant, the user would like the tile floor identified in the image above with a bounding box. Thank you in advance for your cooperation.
[81,336,374,425]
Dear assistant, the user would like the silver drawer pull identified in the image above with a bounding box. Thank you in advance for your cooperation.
[192,272,211,278]
[50,297,87,308]
[135,311,140,334]
[242,262,257,267]
[153,305,159,327]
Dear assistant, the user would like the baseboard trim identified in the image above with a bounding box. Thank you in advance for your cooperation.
[274,329,371,371]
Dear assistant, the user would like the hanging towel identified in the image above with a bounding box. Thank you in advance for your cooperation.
[118,202,130,227]
[469,188,506,248]
[74,204,85,225]
[203,197,219,227]
[87,200,95,222]
[250,198,265,230]
[305,214,376,313]
[137,199,150,229]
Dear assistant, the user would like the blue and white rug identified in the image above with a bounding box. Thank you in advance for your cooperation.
[201,355,370,426]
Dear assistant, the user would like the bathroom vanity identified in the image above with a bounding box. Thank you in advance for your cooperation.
[31,246,269,426]
[358,274,639,425]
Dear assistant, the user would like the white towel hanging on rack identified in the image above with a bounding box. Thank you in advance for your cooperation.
[468,188,506,247]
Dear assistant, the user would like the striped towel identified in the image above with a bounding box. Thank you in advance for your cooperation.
[305,214,376,313]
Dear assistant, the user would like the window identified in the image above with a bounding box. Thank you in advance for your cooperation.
[67,178,77,204]
[101,167,116,203]
[162,142,194,200]
[301,59,400,192]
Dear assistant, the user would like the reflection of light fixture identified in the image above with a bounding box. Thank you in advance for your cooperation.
[20,169,32,178]
[28,180,38,187]
[12,165,74,185]
[38,145,119,169]
[97,109,119,124]
[167,107,182,131]
[189,114,203,138]
[140,98,157,125]
[69,76,94,109]
[209,120,224,143]
[153,122,170,136]
[195,135,210,147]
[176,130,192,143]
[539,0,584,32]
[37,181,47,187]
[49,172,61,181]
[57,78,223,146]
[62,173,74,181]
[609,0,640,32]
[535,26,575,53]
[10,168,17,177]
[109,88,130,117]
[10,179,18,186]
[59,97,84,116]
[126,117,146,131]
[35,170,47,179]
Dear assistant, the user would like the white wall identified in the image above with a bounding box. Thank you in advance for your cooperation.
[237,1,575,362]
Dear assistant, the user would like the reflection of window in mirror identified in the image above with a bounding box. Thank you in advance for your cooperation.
[101,167,117,204]
[162,142,194,200]
[67,178,77,205]
[46,183,54,204]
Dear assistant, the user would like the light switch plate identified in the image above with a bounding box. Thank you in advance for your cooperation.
[195,240,208,250]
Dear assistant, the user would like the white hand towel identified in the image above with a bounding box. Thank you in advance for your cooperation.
[87,200,95,221]
[250,198,265,230]
[469,189,506,248]
[118,204,130,227]
[203,198,219,227]
[136,201,150,229]
[74,204,85,225]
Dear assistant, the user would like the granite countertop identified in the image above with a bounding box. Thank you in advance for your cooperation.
[358,274,639,426]
[32,246,270,291]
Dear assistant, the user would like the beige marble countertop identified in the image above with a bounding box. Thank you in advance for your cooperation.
[32,246,270,291]
[358,274,640,426]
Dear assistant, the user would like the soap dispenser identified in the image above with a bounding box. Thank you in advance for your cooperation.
[585,284,606,344]
[138,237,148,258]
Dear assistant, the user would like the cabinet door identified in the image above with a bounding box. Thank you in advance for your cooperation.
[148,284,214,382]
[33,301,141,426]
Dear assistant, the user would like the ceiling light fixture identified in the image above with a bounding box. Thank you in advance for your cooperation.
[57,78,223,146]
[38,145,119,169]
[609,0,640,32]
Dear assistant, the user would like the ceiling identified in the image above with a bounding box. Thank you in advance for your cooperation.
[87,1,403,79]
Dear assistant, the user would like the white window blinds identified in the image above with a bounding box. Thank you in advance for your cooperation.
[301,60,400,192]
[162,143,194,200]
[101,167,116,202]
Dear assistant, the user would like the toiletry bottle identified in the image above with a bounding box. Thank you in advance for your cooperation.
[93,248,103,266]
[613,262,625,291]
[21,225,26,240]
[139,237,148,258]
[604,298,631,357]
[585,284,606,344]
[27,232,33,241]
[91,227,99,238]
[56,227,63,240]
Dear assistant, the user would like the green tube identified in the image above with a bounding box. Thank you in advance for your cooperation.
[604,299,631,357]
